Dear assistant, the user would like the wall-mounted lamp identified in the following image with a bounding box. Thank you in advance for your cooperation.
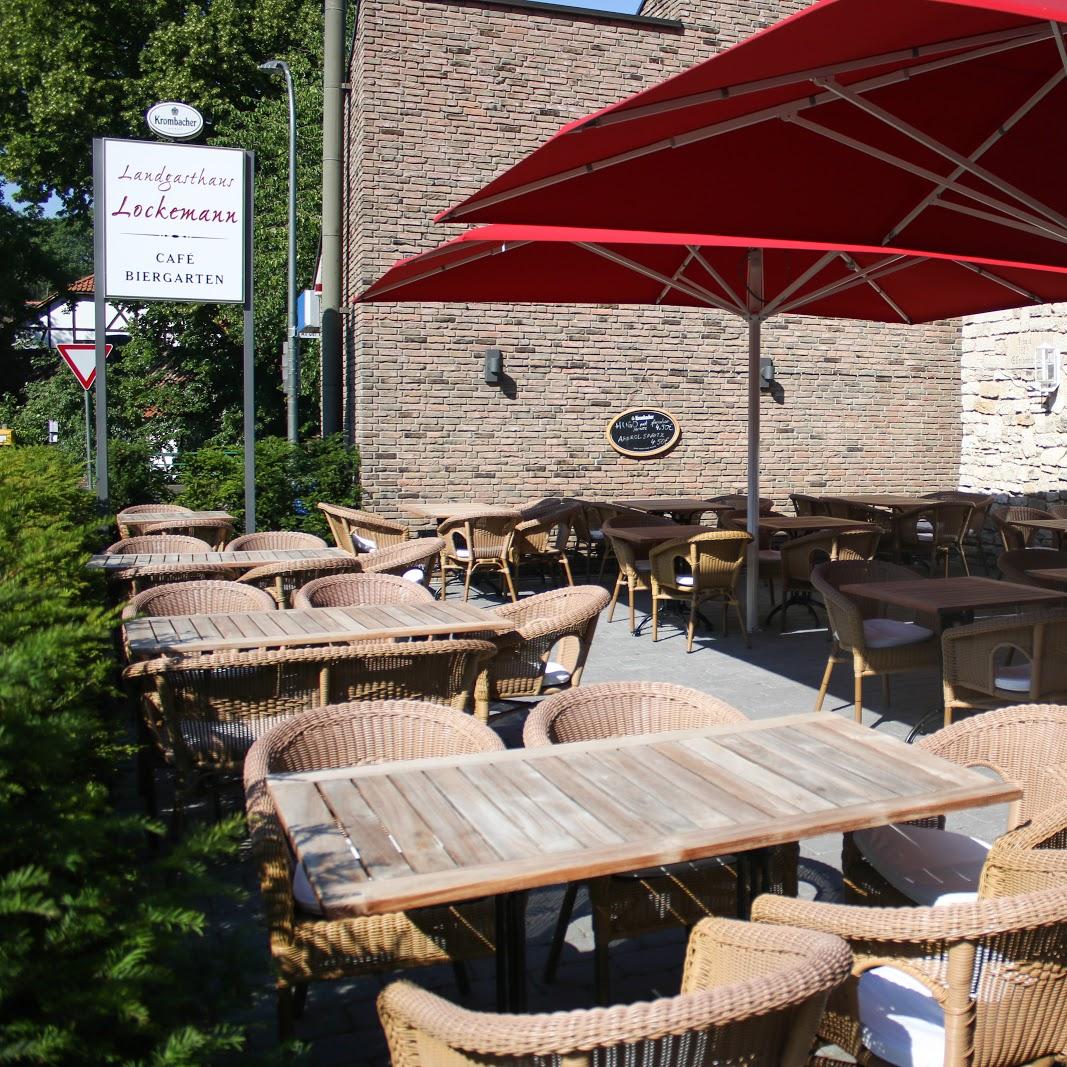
[484,348,503,385]
[759,357,775,391]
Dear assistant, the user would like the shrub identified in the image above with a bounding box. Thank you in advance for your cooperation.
[0,447,249,1065]
[177,435,359,538]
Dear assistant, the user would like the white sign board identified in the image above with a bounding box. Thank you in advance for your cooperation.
[102,138,246,304]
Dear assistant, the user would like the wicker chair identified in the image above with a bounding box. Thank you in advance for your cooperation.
[811,559,939,722]
[991,505,1055,552]
[602,520,654,634]
[123,638,498,787]
[244,700,504,1039]
[378,917,850,1067]
[1049,503,1067,520]
[477,585,609,721]
[978,799,1067,898]
[721,509,789,605]
[238,555,364,609]
[753,886,1067,1067]
[106,534,212,554]
[841,704,1067,906]
[771,526,881,633]
[788,492,826,516]
[116,503,193,539]
[316,502,408,555]
[291,572,434,609]
[517,496,564,520]
[523,682,800,1005]
[438,511,520,602]
[121,579,276,621]
[995,547,1067,588]
[141,516,234,548]
[941,610,1067,724]
[890,500,974,575]
[647,530,751,650]
[227,531,328,551]
[107,561,244,600]
[510,507,576,588]
[570,502,619,579]
[925,491,996,571]
[356,537,444,588]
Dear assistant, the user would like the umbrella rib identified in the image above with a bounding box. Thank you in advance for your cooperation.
[759,251,840,319]
[883,66,1066,244]
[686,248,747,311]
[931,197,1067,248]
[578,24,1046,130]
[952,259,1044,304]
[360,241,533,299]
[578,242,741,315]
[775,254,915,315]
[787,113,1067,244]
[841,256,913,325]
[655,249,698,305]
[817,76,1067,230]
[443,29,1046,219]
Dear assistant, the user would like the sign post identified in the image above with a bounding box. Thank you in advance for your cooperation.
[56,342,113,488]
[92,136,255,528]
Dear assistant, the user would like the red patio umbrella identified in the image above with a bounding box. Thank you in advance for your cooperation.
[360,225,1067,627]
[438,0,1067,266]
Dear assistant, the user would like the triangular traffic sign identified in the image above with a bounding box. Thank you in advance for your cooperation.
[56,343,114,390]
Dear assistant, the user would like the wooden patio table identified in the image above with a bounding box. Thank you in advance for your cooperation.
[1009,517,1067,534]
[758,515,874,533]
[122,601,512,659]
[88,548,351,577]
[817,493,930,510]
[267,711,1018,1012]
[116,509,234,534]
[839,576,1067,632]
[602,522,709,549]
[612,497,720,520]
[1024,566,1067,586]
[399,501,518,522]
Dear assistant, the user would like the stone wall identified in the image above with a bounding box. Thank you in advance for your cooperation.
[344,0,963,522]
[960,304,1067,504]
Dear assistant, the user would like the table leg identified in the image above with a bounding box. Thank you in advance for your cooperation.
[495,891,528,1012]
[735,847,772,919]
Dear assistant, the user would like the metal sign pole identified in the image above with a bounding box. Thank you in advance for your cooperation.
[243,150,257,533]
[92,138,108,507]
[84,388,93,490]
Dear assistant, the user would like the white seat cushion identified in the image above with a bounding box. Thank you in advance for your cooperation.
[354,534,378,552]
[863,618,934,649]
[994,662,1031,693]
[635,560,651,573]
[543,659,572,687]
[854,823,990,905]
[453,547,471,560]
[590,529,605,541]
[402,567,426,583]
[675,574,695,588]
[292,862,323,915]
[858,965,944,1067]
[915,518,934,542]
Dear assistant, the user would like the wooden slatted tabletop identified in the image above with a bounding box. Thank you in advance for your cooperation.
[817,493,929,510]
[400,502,518,522]
[601,523,709,547]
[1025,567,1067,585]
[840,576,1067,618]
[88,548,350,574]
[116,509,234,527]
[1010,518,1067,532]
[758,515,875,532]
[613,498,719,514]
[123,601,512,658]
[268,712,1019,918]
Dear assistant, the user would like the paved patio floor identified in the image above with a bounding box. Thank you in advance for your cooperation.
[221,563,1010,1064]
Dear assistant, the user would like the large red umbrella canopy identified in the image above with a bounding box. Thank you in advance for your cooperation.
[438,0,1067,265]
[360,225,1067,321]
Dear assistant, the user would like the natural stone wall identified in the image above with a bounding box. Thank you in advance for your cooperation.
[344,0,963,521]
[960,305,1067,504]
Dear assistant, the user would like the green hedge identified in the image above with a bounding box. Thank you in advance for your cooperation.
[0,448,249,1065]
[177,435,359,538]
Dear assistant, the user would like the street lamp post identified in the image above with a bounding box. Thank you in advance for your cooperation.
[259,58,299,444]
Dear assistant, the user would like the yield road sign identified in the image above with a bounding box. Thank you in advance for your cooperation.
[56,343,114,390]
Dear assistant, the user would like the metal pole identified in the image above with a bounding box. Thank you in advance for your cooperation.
[320,0,345,436]
[745,249,764,633]
[243,151,257,533]
[84,388,93,490]
[284,63,298,444]
[92,138,109,508]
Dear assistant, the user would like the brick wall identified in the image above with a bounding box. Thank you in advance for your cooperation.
[344,0,962,523]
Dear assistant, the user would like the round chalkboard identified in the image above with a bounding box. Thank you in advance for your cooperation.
[605,407,680,458]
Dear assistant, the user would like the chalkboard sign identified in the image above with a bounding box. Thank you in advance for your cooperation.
[605,407,680,458]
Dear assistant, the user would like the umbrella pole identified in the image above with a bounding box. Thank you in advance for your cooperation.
[745,250,763,634]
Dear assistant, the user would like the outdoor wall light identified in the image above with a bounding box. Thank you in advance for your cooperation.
[484,348,503,385]
[759,357,776,391]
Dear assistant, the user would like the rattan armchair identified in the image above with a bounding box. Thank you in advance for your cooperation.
[991,505,1055,552]
[517,496,564,520]
[811,559,939,722]
[602,520,654,634]
[141,516,234,548]
[244,700,504,1039]
[227,531,328,551]
[842,704,1067,906]
[978,799,1067,898]
[523,682,800,1005]
[121,579,276,621]
[291,572,434,609]
[378,917,851,1067]
[354,537,442,588]
[106,534,212,553]
[941,610,1067,724]
[648,529,751,650]
[570,502,619,579]
[510,507,576,588]
[926,491,996,571]
[789,492,826,516]
[890,500,974,575]
[238,555,363,608]
[995,547,1067,587]
[477,584,609,721]
[123,638,498,787]
[752,886,1067,1067]
[316,502,408,554]
[438,510,520,602]
[116,503,192,539]
[720,509,787,605]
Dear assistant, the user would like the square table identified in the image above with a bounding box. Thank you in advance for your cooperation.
[758,515,875,533]
[87,548,351,576]
[613,498,720,520]
[819,494,929,511]
[116,509,235,533]
[268,712,1019,1011]
[1025,566,1067,586]
[400,502,518,523]
[123,601,512,659]
[601,523,709,548]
